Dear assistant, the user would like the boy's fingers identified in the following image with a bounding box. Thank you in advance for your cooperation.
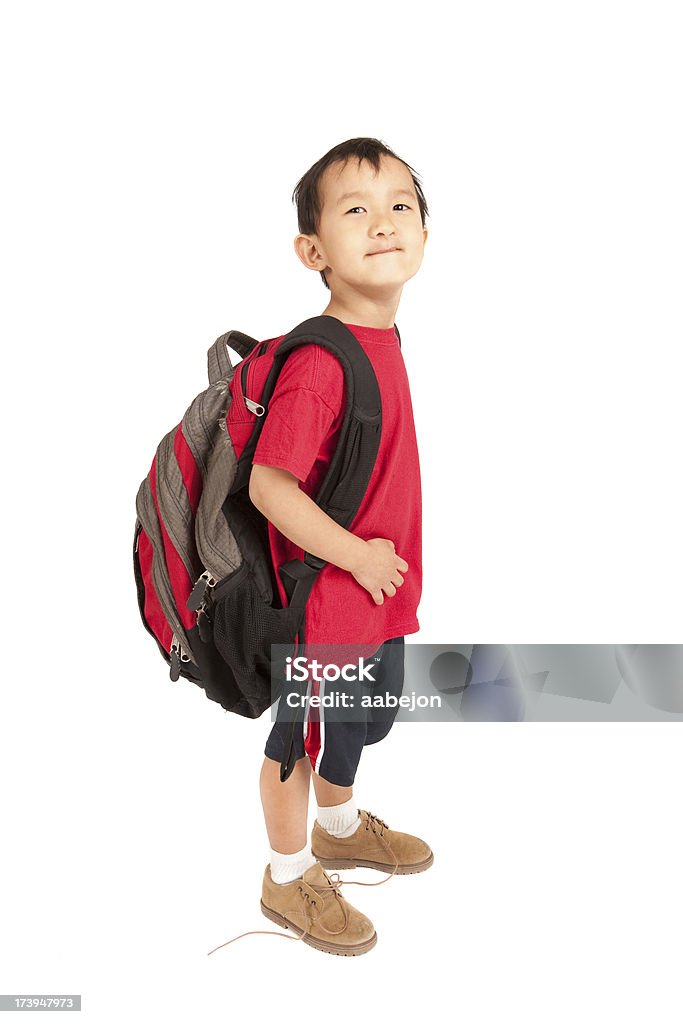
[372,590,384,605]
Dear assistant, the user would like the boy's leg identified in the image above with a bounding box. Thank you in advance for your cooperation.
[311,774,360,838]
[305,646,383,840]
[259,754,311,853]
[310,636,433,873]
[304,638,401,791]
[258,752,377,953]
[311,774,352,809]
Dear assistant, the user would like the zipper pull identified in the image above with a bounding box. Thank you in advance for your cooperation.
[170,634,181,681]
[187,570,217,612]
[170,634,192,677]
[197,607,213,642]
[245,396,266,416]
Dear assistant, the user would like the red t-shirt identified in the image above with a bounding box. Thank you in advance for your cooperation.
[229,321,422,651]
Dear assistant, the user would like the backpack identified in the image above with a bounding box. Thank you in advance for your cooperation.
[133,315,396,732]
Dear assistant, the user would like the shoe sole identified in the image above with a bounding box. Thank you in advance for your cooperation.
[260,901,377,956]
[313,851,434,875]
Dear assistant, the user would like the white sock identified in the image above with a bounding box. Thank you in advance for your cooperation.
[316,796,361,838]
[270,843,317,885]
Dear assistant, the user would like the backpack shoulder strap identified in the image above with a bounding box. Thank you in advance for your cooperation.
[231,315,383,570]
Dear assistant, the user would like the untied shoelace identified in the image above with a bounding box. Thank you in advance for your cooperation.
[207,811,399,955]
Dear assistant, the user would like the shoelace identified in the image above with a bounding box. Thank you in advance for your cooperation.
[207,810,398,955]
[207,869,351,954]
[340,810,400,888]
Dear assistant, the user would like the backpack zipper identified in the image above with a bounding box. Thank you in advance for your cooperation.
[170,632,192,681]
[187,569,217,611]
[187,569,218,641]
[244,396,265,416]
[241,350,266,417]
[137,482,198,672]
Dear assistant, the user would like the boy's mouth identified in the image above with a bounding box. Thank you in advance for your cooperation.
[367,247,401,256]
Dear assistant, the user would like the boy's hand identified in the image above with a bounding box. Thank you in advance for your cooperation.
[351,538,409,606]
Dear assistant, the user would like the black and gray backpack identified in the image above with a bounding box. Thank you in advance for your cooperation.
[133,315,394,745]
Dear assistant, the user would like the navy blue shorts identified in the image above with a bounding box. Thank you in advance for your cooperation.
[264,636,405,787]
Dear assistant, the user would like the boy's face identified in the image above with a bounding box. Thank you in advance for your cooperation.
[299,155,428,297]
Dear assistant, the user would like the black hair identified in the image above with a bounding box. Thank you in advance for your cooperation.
[291,137,429,290]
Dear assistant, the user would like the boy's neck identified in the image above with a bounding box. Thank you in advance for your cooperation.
[321,299,399,331]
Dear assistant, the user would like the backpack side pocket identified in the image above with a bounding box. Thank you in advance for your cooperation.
[209,563,301,717]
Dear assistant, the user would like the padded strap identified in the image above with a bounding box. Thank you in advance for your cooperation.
[277,560,316,782]
[278,558,319,625]
[279,714,301,783]
[232,316,382,539]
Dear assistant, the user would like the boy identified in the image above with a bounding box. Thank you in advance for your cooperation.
[235,138,432,955]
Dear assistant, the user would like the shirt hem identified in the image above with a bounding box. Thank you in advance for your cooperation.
[252,453,309,483]
[302,618,420,649]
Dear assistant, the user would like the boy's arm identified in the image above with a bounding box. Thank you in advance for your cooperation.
[250,464,365,572]
[249,464,408,605]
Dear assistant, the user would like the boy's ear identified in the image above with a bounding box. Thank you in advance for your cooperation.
[294,233,327,273]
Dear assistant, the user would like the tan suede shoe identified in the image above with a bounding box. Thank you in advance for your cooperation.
[312,810,434,875]
[260,861,377,956]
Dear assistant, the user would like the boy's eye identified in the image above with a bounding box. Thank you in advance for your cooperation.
[346,204,411,214]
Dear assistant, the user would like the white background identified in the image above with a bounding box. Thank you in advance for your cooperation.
[1,1,681,1021]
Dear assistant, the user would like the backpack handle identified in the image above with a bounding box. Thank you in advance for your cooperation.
[208,330,259,385]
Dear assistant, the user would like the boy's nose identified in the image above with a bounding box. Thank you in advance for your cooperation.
[369,230,398,246]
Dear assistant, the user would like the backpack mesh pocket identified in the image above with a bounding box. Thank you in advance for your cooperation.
[210,561,301,714]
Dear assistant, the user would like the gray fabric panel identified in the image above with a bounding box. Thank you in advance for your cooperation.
[181,381,227,481]
[155,428,203,585]
[182,384,243,580]
[135,476,197,665]
[195,417,243,579]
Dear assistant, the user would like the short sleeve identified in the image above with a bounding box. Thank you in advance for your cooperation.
[252,344,345,483]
